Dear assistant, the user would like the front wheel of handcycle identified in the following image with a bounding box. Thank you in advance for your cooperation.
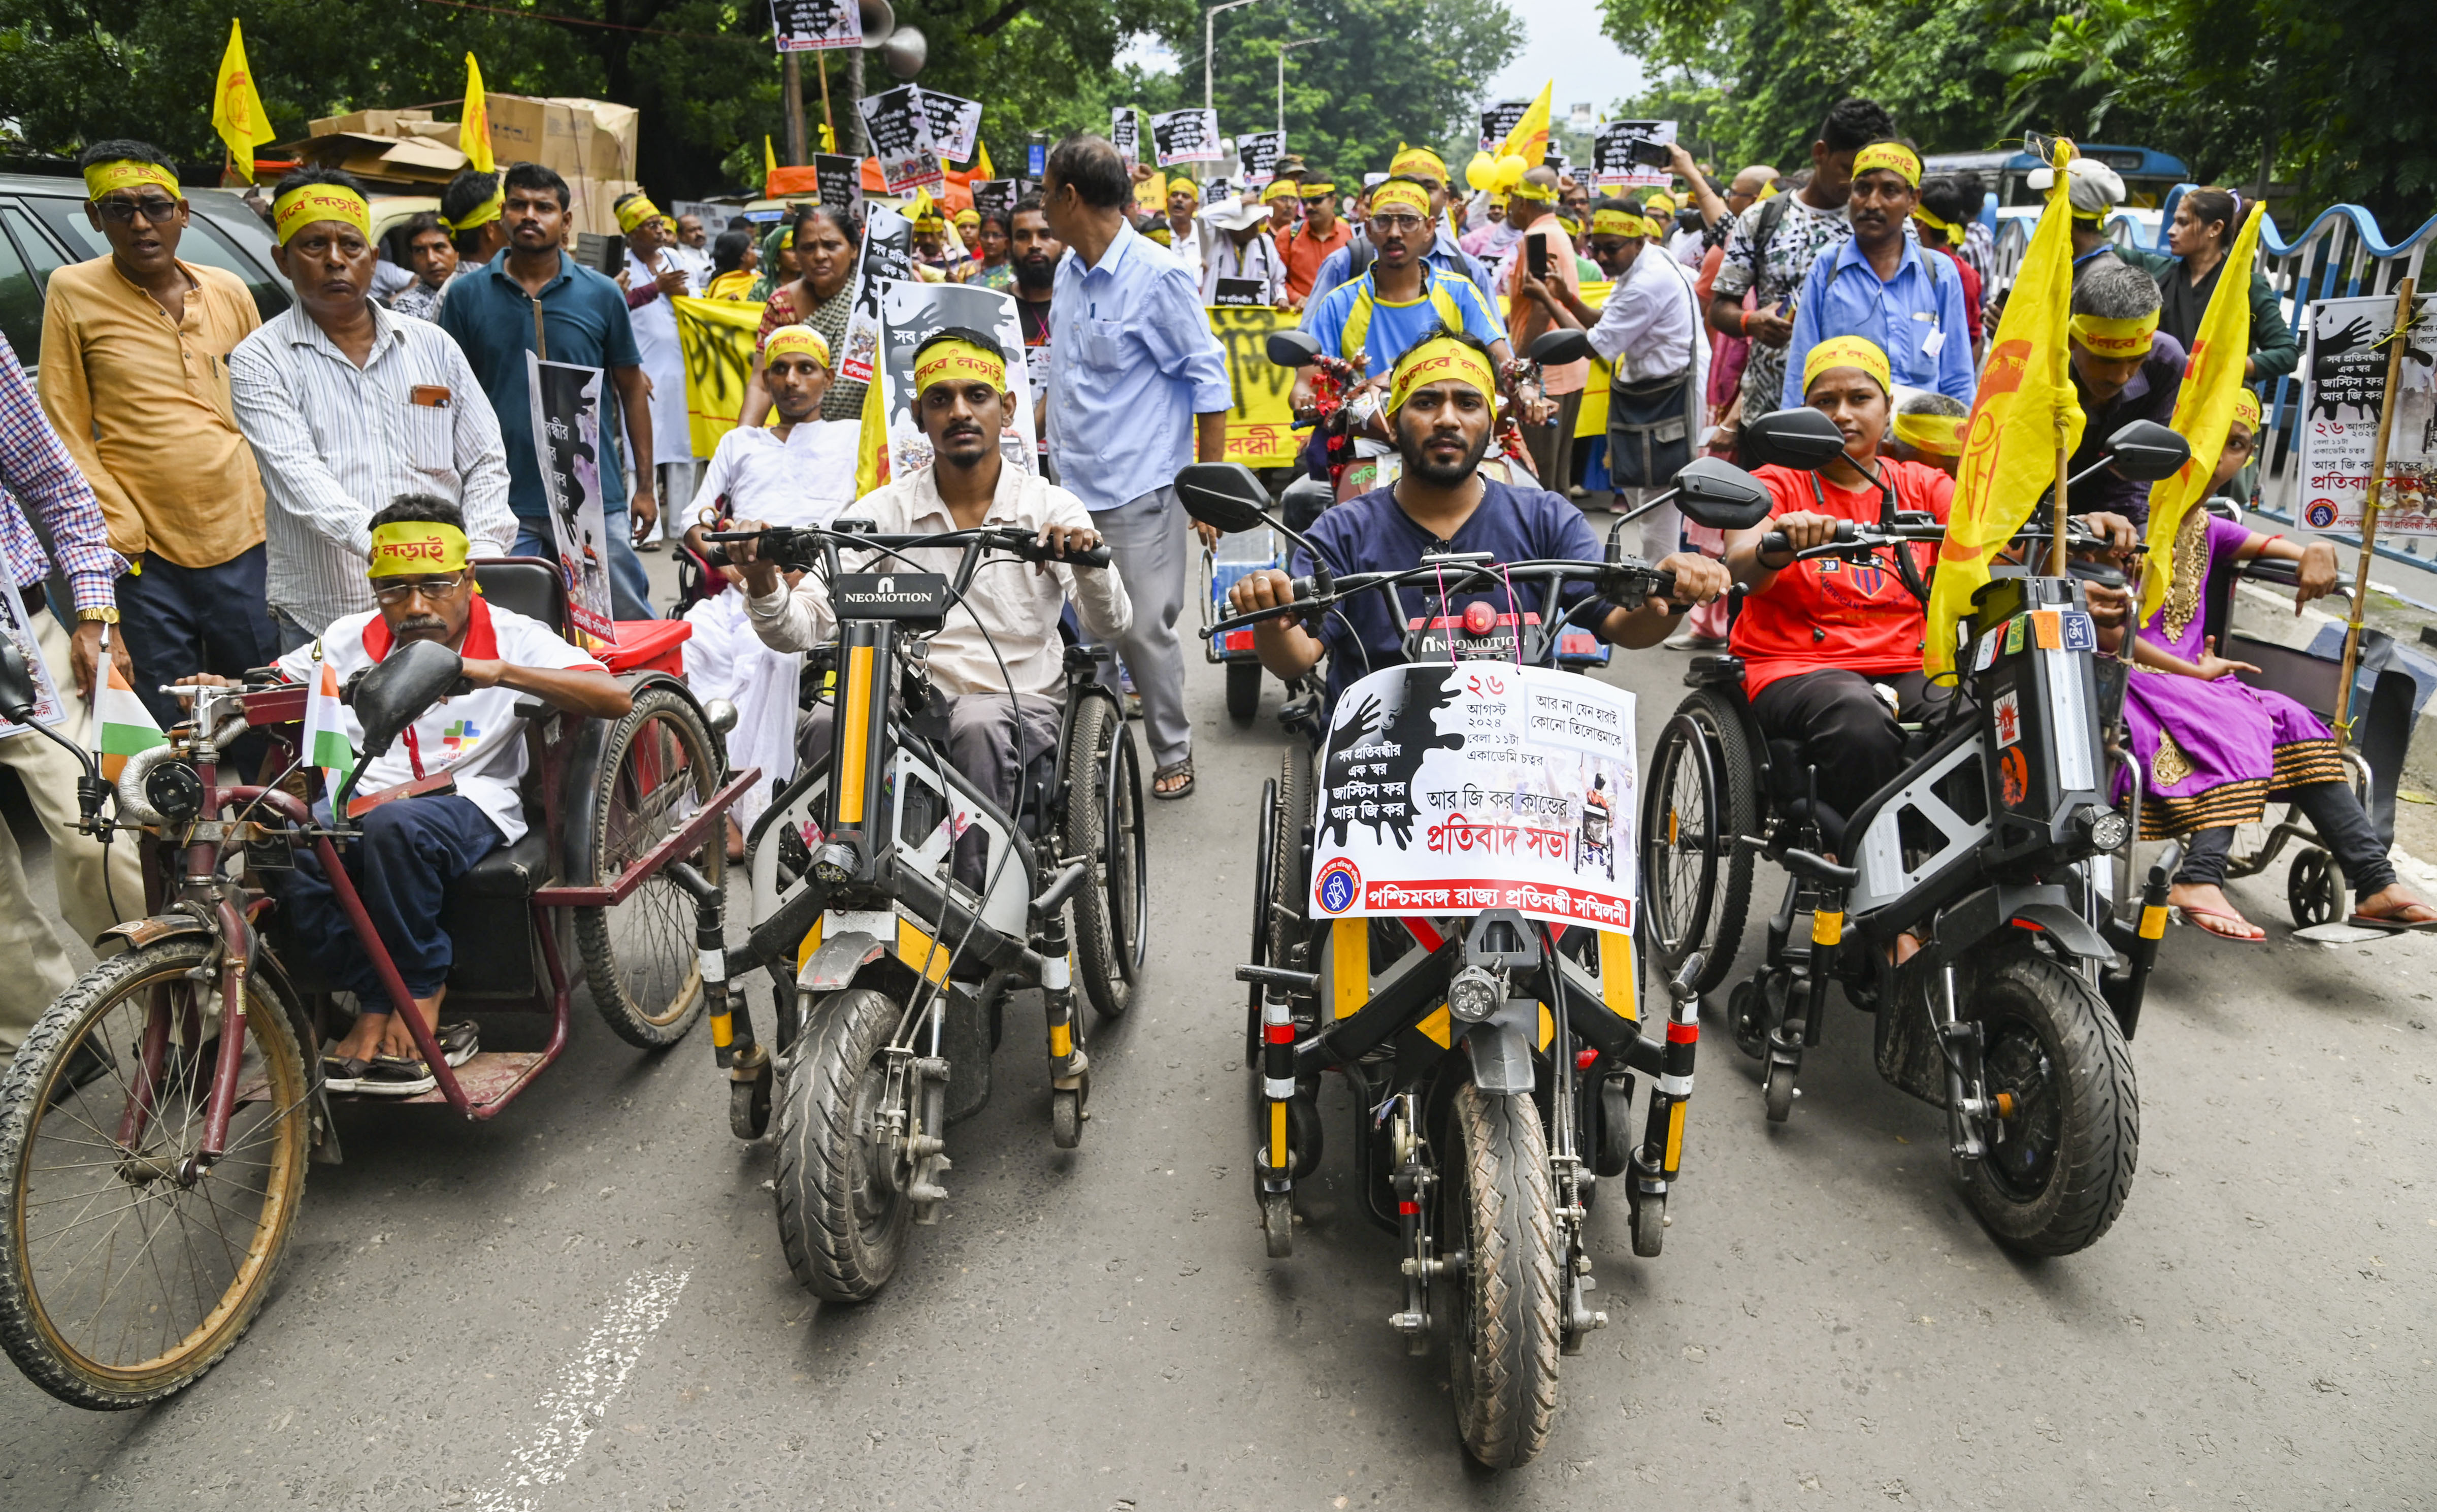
[577,685,725,1049]
[1439,1082,1561,1468]
[1641,693,1758,995]
[1064,692,1147,1020]
[0,937,312,1409]
[1960,945,2140,1256]
[773,988,912,1302]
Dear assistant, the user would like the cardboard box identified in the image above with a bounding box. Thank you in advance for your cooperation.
[563,176,642,237]
[308,108,433,139]
[480,94,639,182]
[278,131,468,186]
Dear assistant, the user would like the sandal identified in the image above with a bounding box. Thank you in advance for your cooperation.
[357,1055,437,1097]
[322,1054,370,1092]
[1152,757,1194,800]
[2347,903,2437,932]
[2176,904,2265,943]
[436,1021,480,1068]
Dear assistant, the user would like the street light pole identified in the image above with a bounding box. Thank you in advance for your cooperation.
[1275,38,1321,137]
[1204,0,1274,112]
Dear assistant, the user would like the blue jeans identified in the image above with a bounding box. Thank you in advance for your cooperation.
[285,794,500,1005]
[115,544,281,726]
[513,514,655,621]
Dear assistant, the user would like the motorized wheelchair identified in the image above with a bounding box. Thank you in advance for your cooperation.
[1636,410,2196,1257]
[701,520,1147,1303]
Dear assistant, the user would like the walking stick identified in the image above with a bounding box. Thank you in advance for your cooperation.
[2330,277,2418,747]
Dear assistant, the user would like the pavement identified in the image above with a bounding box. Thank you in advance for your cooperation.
[2,532,2433,1510]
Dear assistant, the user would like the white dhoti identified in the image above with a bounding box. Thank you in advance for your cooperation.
[684,590,801,829]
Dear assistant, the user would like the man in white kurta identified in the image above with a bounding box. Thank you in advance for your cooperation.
[617,194,706,529]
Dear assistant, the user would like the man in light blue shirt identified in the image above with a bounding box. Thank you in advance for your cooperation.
[1042,135,1232,799]
[1778,141,1974,410]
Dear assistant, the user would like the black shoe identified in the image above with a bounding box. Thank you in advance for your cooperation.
[436,1021,479,1068]
[357,1055,436,1097]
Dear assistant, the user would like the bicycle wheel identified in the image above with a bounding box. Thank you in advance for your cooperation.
[1063,692,1147,1020]
[577,685,723,1049]
[773,988,911,1302]
[1439,1082,1561,1468]
[0,937,311,1409]
[1642,691,1756,994]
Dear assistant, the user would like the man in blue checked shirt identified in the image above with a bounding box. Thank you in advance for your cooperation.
[1778,140,1975,412]
[0,331,143,1070]
[1041,134,1232,801]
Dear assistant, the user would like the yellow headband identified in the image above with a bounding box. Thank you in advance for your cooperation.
[913,337,1006,395]
[1170,180,1198,202]
[954,208,979,225]
[762,324,832,370]
[2069,310,2159,358]
[2232,388,2262,430]
[1509,178,1557,204]
[1369,181,1431,218]
[1555,215,1582,238]
[1892,411,1965,456]
[1644,192,1677,216]
[1802,334,1892,397]
[1911,204,1963,243]
[1389,336,1496,413]
[914,214,945,232]
[84,160,183,203]
[440,185,503,233]
[1589,207,1643,238]
[273,184,371,245]
[1390,144,1445,181]
[1300,180,1336,196]
[367,521,470,578]
[1853,142,1922,188]
[1262,179,1299,204]
[614,195,664,234]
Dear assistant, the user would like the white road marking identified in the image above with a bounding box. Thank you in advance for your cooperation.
[471,1266,691,1512]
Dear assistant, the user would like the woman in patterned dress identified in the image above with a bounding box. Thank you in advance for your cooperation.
[741,204,867,426]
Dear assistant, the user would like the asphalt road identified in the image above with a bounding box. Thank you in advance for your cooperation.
[2,536,2433,1510]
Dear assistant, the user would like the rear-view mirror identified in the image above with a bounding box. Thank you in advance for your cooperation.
[0,635,38,724]
[1742,406,1850,470]
[1527,329,1590,367]
[1174,462,1272,535]
[351,638,462,758]
[1263,328,1322,368]
[2104,419,2191,483]
[1673,457,1775,532]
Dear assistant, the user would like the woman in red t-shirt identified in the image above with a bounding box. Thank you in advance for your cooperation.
[1722,335,1955,826]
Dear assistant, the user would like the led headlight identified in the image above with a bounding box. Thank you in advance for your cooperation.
[1447,965,1502,1024]
[810,840,860,886]
[2079,805,2130,854]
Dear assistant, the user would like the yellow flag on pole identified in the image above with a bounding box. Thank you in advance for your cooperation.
[1923,138,2088,675]
[2137,201,2264,620]
[975,138,995,181]
[1499,81,1554,167]
[460,53,496,175]
[765,136,780,199]
[210,19,276,182]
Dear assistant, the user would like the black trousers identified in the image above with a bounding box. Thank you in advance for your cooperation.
[1750,668,1954,826]
[2177,780,2395,896]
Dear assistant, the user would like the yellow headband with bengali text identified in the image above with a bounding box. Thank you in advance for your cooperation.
[1892,411,1965,456]
[1509,177,1557,204]
[1390,144,1445,181]
[1389,336,1496,413]
[274,183,371,244]
[1262,179,1299,204]
[1802,334,1892,397]
[84,160,182,202]
[440,185,504,233]
[1590,207,1643,237]
[1911,204,1963,243]
[614,195,664,234]
[913,337,1005,395]
[2232,388,2262,430]
[1300,180,1336,196]
[1369,181,1431,218]
[2069,310,2159,358]
[1853,142,1922,188]
[763,324,832,370]
[367,521,470,578]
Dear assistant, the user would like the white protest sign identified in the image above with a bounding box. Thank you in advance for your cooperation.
[858,85,942,192]
[770,0,859,50]
[874,280,1037,478]
[917,87,984,165]
[838,203,914,385]
[1479,100,1528,154]
[1151,108,1223,167]
[524,355,617,644]
[1593,119,1677,189]
[2296,292,2437,534]
[1308,664,1636,931]
[1236,129,1285,185]
[1111,107,1140,168]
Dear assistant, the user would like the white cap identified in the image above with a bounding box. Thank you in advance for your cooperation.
[1201,196,1272,231]
[2026,157,2126,215]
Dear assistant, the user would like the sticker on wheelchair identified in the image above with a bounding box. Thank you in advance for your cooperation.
[834,572,952,621]
[1308,663,1636,930]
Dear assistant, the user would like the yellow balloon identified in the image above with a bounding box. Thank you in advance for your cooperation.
[1464,151,1496,192]
[1494,153,1527,190]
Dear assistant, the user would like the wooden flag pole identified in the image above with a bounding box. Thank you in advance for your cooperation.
[2331,275,2417,746]
[816,48,835,150]
[2051,420,2071,578]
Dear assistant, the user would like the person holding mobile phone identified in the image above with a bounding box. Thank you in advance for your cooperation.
[1493,166,1589,490]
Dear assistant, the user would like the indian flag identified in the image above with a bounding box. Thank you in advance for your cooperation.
[300,656,355,796]
[94,661,165,782]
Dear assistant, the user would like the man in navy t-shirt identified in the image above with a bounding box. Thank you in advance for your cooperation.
[1228,326,1728,712]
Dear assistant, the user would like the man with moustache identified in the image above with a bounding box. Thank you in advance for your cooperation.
[1008,193,1063,464]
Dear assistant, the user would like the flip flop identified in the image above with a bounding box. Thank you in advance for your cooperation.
[2175,904,2265,943]
[2346,907,2437,933]
[1152,758,1195,800]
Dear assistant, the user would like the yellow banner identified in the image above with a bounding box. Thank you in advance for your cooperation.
[2140,201,2264,620]
[673,296,766,459]
[1924,140,2088,675]
[1206,307,1305,467]
[1498,284,1616,438]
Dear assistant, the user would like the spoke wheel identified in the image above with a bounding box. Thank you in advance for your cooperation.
[1064,692,1147,1020]
[773,989,912,1302]
[1641,692,1756,994]
[577,685,723,1048]
[1438,1083,1560,1468]
[0,938,310,1409]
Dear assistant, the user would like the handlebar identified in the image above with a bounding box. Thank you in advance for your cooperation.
[1206,555,1678,639]
[1753,514,2119,567]
[705,522,1113,572]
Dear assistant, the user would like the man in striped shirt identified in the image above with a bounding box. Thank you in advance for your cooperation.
[230,167,515,645]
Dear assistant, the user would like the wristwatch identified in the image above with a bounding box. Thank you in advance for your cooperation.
[75,605,119,624]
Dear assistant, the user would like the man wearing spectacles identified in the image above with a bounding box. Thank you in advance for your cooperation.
[38,139,277,727]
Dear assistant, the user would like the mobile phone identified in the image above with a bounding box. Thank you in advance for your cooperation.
[600,233,625,274]
[1627,138,1674,169]
[1526,238,1549,279]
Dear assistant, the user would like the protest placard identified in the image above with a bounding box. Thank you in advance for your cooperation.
[1592,119,1676,189]
[839,203,915,386]
[873,281,1038,479]
[1236,129,1285,185]
[1111,107,1139,168]
[1210,277,1266,309]
[1151,108,1222,167]
[918,86,984,165]
[2296,292,2437,534]
[672,295,764,459]
[971,178,1018,223]
[1479,100,1528,153]
[812,151,865,216]
[525,355,617,643]
[1203,306,1301,467]
[1307,664,1636,930]
[858,85,941,193]
[770,0,859,50]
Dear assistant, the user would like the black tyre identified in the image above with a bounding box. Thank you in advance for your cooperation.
[1225,661,1263,724]
[1245,776,1278,1063]
[1641,692,1757,995]
[2288,848,2342,928]
[773,988,911,1302]
[1960,945,2140,1256]
[1267,743,1314,975]
[577,685,723,1049]
[0,938,311,1409]
[1063,692,1146,1020]
[1439,1083,1561,1468]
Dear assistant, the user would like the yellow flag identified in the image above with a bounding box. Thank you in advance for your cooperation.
[819,120,837,154]
[460,53,495,175]
[1499,81,1554,168]
[765,135,780,198]
[975,138,995,181]
[671,296,767,457]
[855,364,891,497]
[2138,201,2264,620]
[1923,138,2088,675]
[210,19,276,182]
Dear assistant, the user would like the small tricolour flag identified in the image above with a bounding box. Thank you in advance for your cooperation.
[94,661,166,782]
[300,655,356,797]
